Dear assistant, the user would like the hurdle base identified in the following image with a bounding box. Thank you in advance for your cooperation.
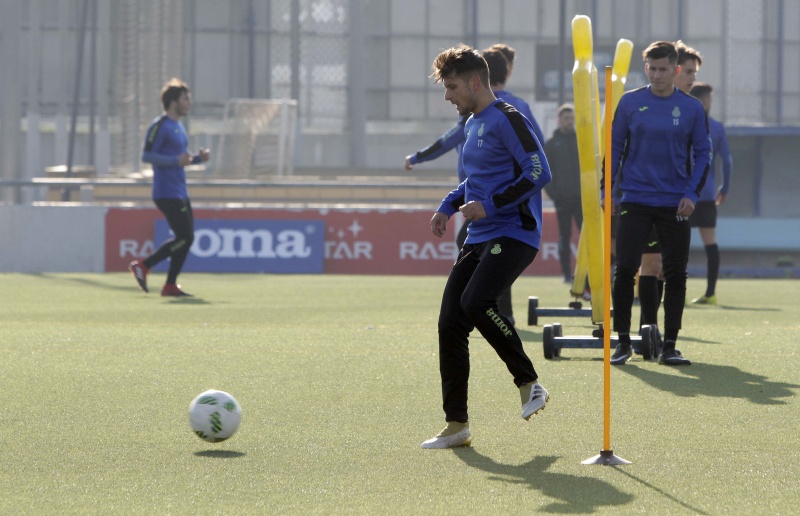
[581,449,631,465]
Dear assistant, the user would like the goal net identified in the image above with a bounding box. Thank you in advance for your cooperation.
[211,99,298,178]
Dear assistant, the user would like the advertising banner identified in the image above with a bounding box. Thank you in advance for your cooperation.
[152,219,325,273]
[106,207,576,276]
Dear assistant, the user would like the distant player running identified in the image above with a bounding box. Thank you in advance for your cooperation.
[128,78,209,297]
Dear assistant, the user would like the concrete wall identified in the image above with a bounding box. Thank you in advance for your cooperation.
[0,205,106,272]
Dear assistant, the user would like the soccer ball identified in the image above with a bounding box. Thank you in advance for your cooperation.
[188,389,242,443]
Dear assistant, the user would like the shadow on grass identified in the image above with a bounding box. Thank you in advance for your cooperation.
[33,273,214,304]
[35,273,132,293]
[453,450,633,513]
[617,363,800,405]
[686,304,781,312]
[609,467,710,515]
[164,297,211,305]
[194,450,245,458]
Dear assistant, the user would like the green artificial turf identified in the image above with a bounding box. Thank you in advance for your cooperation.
[1,273,798,514]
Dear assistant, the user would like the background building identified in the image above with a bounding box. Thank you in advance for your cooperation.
[1,0,799,218]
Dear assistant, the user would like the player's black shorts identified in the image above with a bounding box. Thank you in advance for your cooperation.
[690,201,717,228]
[642,226,661,254]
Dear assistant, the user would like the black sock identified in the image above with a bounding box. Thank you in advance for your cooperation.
[705,244,719,297]
[619,333,631,345]
[638,276,659,327]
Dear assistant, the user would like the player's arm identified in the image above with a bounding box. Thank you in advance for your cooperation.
[716,125,732,203]
[602,99,629,202]
[686,108,712,204]
[432,180,467,236]
[141,120,190,166]
[406,115,468,169]
[542,138,560,201]
[480,114,552,219]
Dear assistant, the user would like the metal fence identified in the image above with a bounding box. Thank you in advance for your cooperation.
[1,0,798,187]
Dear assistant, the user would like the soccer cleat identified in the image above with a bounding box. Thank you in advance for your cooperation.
[659,349,692,366]
[520,381,550,420]
[691,295,717,305]
[610,343,632,365]
[161,284,193,297]
[128,260,149,293]
[421,422,472,449]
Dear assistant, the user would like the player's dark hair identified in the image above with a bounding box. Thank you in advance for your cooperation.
[675,40,703,67]
[161,78,190,111]
[430,44,490,88]
[642,41,678,65]
[482,47,509,86]
[489,43,515,65]
[690,82,713,99]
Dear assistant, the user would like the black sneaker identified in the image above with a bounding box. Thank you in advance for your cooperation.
[610,344,632,365]
[658,348,692,366]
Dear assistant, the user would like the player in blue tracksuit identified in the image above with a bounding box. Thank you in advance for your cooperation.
[605,41,711,366]
[421,45,551,450]
[406,45,544,326]
[688,82,732,305]
[128,78,210,297]
[406,115,469,181]
[404,44,544,185]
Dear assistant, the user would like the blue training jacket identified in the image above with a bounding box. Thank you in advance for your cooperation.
[409,90,544,183]
[608,85,711,207]
[697,116,732,201]
[437,99,551,249]
[141,115,201,200]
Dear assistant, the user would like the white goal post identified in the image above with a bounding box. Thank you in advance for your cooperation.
[212,99,298,178]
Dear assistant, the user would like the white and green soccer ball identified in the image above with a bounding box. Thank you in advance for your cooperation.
[189,390,242,443]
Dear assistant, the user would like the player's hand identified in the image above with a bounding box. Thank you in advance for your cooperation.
[459,201,486,222]
[178,153,193,166]
[198,148,211,162]
[431,212,449,238]
[677,198,695,218]
[404,156,414,170]
[715,190,727,206]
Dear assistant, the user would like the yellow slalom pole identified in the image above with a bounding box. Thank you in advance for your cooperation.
[600,39,633,151]
[582,66,630,466]
[570,15,604,324]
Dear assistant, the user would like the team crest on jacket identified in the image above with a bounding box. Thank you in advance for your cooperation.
[478,123,485,137]
[672,107,681,118]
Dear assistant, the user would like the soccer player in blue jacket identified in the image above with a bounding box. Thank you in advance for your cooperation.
[405,44,544,327]
[421,45,552,449]
[606,41,711,366]
[637,41,704,340]
[689,82,732,305]
[128,78,210,297]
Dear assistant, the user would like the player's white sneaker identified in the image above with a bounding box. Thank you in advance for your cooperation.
[520,381,550,420]
[421,422,472,449]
